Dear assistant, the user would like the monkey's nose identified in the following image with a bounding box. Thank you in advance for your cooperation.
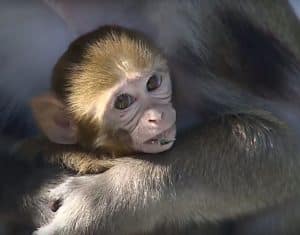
[148,111,164,124]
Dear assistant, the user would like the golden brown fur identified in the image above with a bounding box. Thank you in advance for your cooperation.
[52,25,164,121]
[17,137,116,174]
[36,25,167,173]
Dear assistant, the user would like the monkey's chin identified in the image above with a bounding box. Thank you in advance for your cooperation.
[139,124,176,154]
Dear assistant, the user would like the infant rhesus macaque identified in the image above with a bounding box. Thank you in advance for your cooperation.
[30,25,176,174]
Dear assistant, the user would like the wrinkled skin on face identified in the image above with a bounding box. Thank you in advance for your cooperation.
[102,68,176,153]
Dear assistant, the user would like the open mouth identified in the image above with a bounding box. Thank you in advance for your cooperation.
[144,124,176,146]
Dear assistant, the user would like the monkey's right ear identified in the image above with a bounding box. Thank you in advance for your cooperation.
[30,93,78,145]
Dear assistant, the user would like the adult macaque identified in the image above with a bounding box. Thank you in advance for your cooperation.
[1,0,300,235]
[30,25,176,174]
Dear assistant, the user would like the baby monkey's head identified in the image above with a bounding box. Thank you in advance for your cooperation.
[31,26,176,155]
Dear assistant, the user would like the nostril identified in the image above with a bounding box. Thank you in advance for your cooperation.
[147,111,164,123]
[149,119,157,123]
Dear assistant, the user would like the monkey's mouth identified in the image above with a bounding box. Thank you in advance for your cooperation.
[144,124,176,146]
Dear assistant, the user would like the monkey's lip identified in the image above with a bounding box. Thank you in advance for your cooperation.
[144,124,176,145]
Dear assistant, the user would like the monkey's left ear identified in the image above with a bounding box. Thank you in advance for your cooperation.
[30,93,78,145]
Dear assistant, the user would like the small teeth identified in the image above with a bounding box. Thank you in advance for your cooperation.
[149,138,175,145]
[159,138,176,145]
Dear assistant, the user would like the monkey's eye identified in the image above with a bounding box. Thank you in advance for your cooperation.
[147,75,162,92]
[114,93,136,110]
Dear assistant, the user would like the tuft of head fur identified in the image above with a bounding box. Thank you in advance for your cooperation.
[52,25,165,121]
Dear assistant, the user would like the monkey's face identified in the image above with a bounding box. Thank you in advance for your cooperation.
[31,72,176,154]
[31,26,176,154]
[94,67,176,154]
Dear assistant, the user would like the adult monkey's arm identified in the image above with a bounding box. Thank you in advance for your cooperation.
[32,112,300,235]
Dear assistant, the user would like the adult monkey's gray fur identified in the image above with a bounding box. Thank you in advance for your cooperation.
[1,0,300,234]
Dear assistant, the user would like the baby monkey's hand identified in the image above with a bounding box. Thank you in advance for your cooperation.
[75,158,115,175]
[44,149,116,175]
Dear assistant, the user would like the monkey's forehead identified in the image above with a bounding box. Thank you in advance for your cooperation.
[84,36,163,69]
[62,27,168,84]
[73,36,168,84]
[71,48,166,84]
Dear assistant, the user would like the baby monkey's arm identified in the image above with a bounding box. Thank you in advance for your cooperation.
[15,137,116,174]
[46,151,116,174]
